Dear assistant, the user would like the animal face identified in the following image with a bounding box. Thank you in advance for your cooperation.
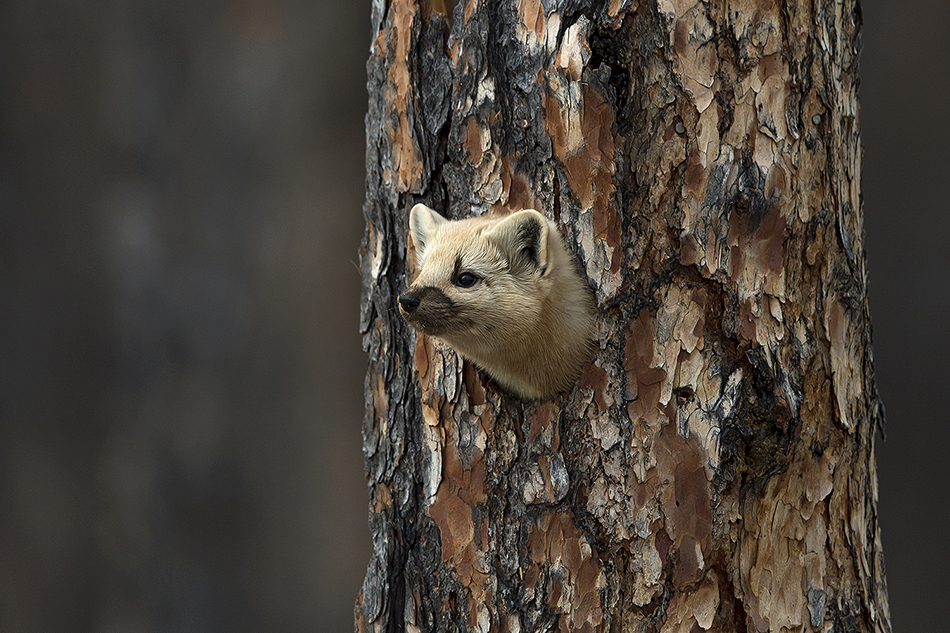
[396,203,596,398]
[398,204,554,343]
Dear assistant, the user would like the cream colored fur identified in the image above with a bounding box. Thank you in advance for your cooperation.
[400,203,596,399]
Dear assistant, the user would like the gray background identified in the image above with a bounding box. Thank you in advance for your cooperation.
[0,0,944,631]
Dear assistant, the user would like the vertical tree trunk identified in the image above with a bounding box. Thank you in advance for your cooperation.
[358,0,890,631]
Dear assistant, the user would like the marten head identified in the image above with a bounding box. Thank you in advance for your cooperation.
[398,204,556,344]
[398,203,596,398]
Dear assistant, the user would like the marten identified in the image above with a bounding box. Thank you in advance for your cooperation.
[398,203,596,399]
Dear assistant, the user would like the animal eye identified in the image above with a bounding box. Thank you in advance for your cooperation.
[454,272,479,288]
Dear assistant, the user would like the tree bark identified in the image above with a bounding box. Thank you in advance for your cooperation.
[358,0,890,631]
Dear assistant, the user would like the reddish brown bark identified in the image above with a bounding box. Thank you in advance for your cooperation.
[359,1,890,631]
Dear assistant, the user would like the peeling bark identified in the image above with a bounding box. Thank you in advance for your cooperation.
[358,1,890,631]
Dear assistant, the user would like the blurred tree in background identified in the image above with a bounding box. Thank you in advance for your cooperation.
[0,1,370,631]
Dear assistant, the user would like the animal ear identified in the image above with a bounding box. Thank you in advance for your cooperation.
[409,203,447,260]
[487,209,551,275]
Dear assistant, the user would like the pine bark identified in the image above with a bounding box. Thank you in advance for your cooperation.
[358,1,890,631]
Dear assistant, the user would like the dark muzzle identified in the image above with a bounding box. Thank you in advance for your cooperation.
[398,293,420,313]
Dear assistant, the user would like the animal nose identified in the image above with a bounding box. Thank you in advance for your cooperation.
[398,293,420,313]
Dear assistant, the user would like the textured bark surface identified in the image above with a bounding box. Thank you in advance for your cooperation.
[358,0,890,631]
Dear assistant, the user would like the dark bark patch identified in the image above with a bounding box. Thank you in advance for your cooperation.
[528,401,559,449]
[498,154,540,212]
[655,422,713,586]
[464,117,483,164]
[462,361,486,406]
[546,80,622,272]
[581,361,609,413]
[728,202,786,298]
[382,0,424,193]
[716,349,796,490]
[624,309,667,403]
[526,511,605,630]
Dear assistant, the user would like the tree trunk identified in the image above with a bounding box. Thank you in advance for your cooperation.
[358,0,890,631]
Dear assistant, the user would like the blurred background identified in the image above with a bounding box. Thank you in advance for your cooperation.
[0,0,944,631]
